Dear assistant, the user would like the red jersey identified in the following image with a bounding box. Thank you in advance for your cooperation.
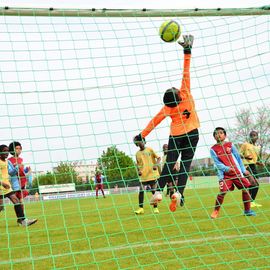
[8,156,27,188]
[211,142,241,179]
[96,175,101,183]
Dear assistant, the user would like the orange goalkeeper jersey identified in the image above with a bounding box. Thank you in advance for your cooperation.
[141,54,200,138]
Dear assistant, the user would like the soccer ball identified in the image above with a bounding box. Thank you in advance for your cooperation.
[159,20,181,42]
[155,193,163,203]
[150,192,163,205]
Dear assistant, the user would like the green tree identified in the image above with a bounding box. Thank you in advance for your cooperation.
[228,105,270,162]
[32,172,55,187]
[97,146,138,187]
[32,162,79,188]
[54,161,78,184]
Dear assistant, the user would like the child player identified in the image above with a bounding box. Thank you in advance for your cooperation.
[210,127,256,219]
[133,135,161,214]
[134,35,200,212]
[94,171,106,199]
[0,144,37,226]
[240,131,263,207]
[8,141,32,210]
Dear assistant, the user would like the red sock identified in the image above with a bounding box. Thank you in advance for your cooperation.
[242,191,251,211]
[214,194,225,210]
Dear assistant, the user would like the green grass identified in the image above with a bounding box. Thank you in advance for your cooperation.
[0,184,270,270]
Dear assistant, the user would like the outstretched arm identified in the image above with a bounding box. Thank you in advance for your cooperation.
[178,35,193,96]
[179,54,191,95]
[141,107,166,138]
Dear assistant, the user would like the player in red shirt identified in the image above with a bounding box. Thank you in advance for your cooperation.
[8,142,31,209]
[210,127,256,219]
[94,171,106,199]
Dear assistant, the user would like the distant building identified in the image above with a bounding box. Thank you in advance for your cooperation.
[73,161,97,183]
[52,161,97,183]
[191,157,214,169]
[32,170,46,178]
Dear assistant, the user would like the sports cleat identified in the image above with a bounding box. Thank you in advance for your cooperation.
[134,208,144,215]
[153,208,159,214]
[18,218,38,227]
[251,202,262,208]
[169,192,181,212]
[150,192,162,205]
[210,209,220,219]
[244,210,256,216]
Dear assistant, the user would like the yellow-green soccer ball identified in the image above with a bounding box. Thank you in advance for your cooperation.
[159,20,181,42]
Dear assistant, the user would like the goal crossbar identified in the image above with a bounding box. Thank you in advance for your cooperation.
[1,6,270,17]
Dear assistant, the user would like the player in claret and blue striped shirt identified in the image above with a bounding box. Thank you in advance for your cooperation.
[210,127,256,219]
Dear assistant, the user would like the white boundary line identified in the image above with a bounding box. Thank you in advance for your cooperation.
[1,232,269,265]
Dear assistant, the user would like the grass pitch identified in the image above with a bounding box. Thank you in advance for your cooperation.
[0,184,269,270]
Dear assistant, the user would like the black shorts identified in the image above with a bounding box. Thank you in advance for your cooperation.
[142,180,157,186]
[247,164,258,178]
[1,191,15,199]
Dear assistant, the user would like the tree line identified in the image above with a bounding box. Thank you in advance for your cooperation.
[32,105,269,191]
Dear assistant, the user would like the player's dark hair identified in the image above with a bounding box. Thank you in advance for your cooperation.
[249,130,258,137]
[8,141,22,155]
[163,87,181,108]
[213,127,226,137]
[133,134,146,145]
[95,170,102,175]
[0,144,8,153]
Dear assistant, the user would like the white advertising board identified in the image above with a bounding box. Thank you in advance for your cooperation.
[39,183,76,194]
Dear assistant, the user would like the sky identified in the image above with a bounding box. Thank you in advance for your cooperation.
[0,1,270,172]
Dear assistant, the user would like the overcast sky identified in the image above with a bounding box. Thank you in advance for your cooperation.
[0,1,269,172]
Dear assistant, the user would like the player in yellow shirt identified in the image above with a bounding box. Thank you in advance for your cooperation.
[133,135,161,214]
[240,131,263,207]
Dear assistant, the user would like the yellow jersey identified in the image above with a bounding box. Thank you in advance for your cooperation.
[136,147,160,182]
[0,160,13,196]
[240,142,260,165]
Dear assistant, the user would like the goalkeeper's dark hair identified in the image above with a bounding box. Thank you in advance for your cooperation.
[213,127,226,137]
[163,87,181,108]
[8,141,22,155]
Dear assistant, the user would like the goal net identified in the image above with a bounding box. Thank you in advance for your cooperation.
[0,7,269,270]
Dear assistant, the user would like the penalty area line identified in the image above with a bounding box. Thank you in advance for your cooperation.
[1,232,269,265]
